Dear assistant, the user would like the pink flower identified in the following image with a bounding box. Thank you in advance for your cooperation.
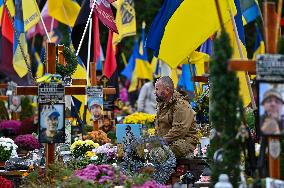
[194,148,198,156]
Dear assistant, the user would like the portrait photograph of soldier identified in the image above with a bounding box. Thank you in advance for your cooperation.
[258,82,284,136]
[39,104,65,143]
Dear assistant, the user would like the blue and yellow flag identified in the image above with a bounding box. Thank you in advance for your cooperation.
[13,0,29,78]
[33,50,44,78]
[113,0,136,44]
[121,39,139,81]
[225,0,251,107]
[240,0,261,25]
[0,0,15,22]
[178,64,194,92]
[146,0,236,69]
[135,22,152,80]
[22,0,41,32]
[253,25,265,59]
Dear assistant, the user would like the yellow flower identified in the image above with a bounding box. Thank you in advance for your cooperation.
[85,151,96,158]
[148,128,155,136]
[22,172,29,177]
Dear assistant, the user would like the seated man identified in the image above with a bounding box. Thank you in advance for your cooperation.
[155,76,198,158]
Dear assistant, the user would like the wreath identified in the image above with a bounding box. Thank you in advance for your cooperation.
[43,46,78,78]
[120,129,176,185]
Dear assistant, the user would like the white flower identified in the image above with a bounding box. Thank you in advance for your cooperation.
[90,155,98,161]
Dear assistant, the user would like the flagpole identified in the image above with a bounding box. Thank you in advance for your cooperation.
[188,57,197,96]
[76,1,96,57]
[85,18,93,105]
[39,14,51,42]
[62,5,72,31]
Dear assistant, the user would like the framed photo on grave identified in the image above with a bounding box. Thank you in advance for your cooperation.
[39,103,65,143]
[87,86,103,121]
[257,80,284,136]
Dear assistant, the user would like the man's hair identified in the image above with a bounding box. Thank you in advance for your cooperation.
[158,76,174,92]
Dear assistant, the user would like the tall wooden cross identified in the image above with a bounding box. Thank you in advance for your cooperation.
[16,42,116,166]
[225,1,282,178]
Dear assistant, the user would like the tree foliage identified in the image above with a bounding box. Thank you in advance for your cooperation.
[208,30,242,186]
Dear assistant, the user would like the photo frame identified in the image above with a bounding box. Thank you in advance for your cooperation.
[257,80,284,136]
[39,103,65,143]
[116,124,142,143]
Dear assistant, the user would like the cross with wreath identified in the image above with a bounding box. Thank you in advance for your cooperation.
[15,42,116,167]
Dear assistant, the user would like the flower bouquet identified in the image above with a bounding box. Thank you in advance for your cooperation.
[74,164,127,186]
[0,137,18,161]
[123,112,156,128]
[0,176,14,188]
[70,139,99,158]
[89,143,117,164]
[14,134,41,151]
[83,130,111,145]
[0,120,21,136]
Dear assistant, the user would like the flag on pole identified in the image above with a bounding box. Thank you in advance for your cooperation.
[27,2,59,39]
[13,0,29,78]
[33,50,44,78]
[48,0,80,27]
[104,30,117,79]
[91,0,118,33]
[178,64,194,92]
[252,24,265,59]
[240,0,261,25]
[146,0,236,69]
[22,0,41,31]
[113,0,136,44]
[121,39,139,81]
[0,0,15,21]
[135,22,152,80]
[225,0,251,107]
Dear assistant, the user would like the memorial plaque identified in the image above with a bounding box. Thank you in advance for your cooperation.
[38,83,65,104]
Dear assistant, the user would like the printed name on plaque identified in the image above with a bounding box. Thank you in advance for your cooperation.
[256,54,284,81]
[38,83,65,104]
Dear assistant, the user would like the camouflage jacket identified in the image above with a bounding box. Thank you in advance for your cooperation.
[156,91,198,158]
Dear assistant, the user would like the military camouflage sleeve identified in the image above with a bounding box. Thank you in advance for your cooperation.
[163,101,195,143]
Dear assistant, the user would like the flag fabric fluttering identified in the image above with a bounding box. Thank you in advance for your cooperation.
[22,0,41,32]
[72,0,97,66]
[0,4,28,84]
[178,64,194,92]
[135,23,152,80]
[13,0,29,78]
[252,24,265,59]
[91,0,118,33]
[0,4,14,76]
[121,39,138,81]
[48,0,80,27]
[104,30,117,79]
[146,0,236,69]
[225,0,251,107]
[27,2,59,39]
[33,49,44,78]
[0,0,15,22]
[113,0,136,44]
[96,45,105,71]
[240,0,261,25]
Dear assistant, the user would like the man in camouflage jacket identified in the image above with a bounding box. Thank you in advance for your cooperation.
[155,76,198,158]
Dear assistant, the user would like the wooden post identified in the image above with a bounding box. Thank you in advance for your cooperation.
[263,1,281,179]
[90,62,99,131]
[45,42,56,167]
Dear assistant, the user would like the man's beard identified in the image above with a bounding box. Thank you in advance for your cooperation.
[156,94,166,102]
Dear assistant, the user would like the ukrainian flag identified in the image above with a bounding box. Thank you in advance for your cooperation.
[13,0,29,78]
[252,25,265,59]
[240,0,261,25]
[225,0,251,107]
[146,0,236,69]
[33,50,44,78]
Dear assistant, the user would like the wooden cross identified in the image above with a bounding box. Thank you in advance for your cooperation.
[226,1,282,179]
[16,42,116,166]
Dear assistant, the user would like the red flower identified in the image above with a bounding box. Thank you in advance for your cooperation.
[0,176,14,188]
